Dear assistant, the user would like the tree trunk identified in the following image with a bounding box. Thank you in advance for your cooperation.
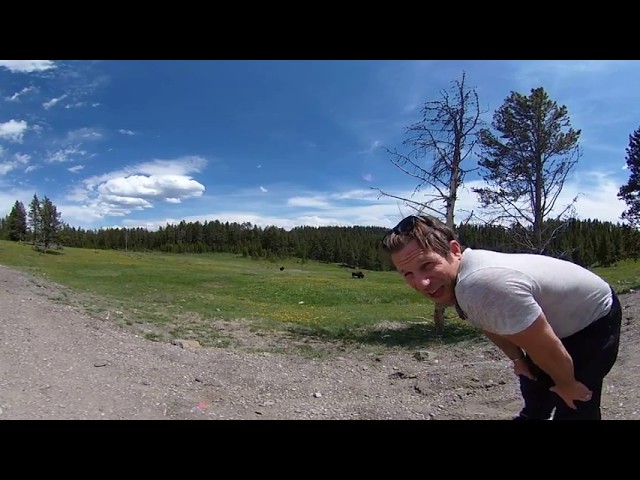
[433,303,446,336]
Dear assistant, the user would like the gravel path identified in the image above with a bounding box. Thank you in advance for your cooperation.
[1,264,637,420]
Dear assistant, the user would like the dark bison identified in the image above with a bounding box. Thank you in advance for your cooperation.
[280,266,284,271]
[352,271,364,278]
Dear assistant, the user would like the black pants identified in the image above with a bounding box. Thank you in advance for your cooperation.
[516,288,622,420]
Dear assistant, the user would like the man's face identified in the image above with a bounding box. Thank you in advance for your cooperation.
[390,238,462,307]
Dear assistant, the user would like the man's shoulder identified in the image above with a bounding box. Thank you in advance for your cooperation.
[457,250,538,293]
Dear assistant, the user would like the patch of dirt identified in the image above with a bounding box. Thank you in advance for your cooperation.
[0,264,637,420]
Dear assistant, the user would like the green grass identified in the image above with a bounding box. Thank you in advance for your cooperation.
[0,241,472,349]
[1,240,638,352]
[592,260,640,294]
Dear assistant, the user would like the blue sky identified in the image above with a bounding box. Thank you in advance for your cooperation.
[0,60,638,231]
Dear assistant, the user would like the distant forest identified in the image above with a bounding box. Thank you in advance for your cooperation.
[2,213,638,271]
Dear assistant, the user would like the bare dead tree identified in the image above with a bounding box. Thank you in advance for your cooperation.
[373,71,484,336]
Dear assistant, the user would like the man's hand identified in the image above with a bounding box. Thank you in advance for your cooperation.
[504,314,577,390]
[513,358,536,380]
[550,381,593,409]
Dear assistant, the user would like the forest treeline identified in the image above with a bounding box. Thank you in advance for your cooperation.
[1,204,638,271]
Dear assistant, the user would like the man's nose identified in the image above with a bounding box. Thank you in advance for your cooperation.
[414,273,431,288]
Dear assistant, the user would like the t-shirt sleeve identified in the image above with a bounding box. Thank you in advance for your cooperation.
[456,268,542,335]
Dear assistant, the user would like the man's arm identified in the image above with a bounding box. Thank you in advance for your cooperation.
[501,312,575,387]
[482,329,525,362]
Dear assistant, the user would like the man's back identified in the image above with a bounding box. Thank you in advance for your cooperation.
[455,248,612,337]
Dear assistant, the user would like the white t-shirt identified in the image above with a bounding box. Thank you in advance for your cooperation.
[454,248,613,338]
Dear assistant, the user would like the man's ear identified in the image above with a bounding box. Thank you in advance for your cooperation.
[450,239,462,257]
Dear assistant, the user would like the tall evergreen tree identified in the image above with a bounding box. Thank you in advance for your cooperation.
[474,87,581,254]
[28,194,40,244]
[618,126,640,227]
[7,200,28,241]
[39,196,62,252]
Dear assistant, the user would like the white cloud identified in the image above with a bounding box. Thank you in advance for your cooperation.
[68,165,85,173]
[287,196,330,208]
[118,129,137,136]
[515,60,626,80]
[100,194,153,208]
[0,188,36,218]
[67,127,103,142]
[97,168,628,233]
[57,204,110,224]
[6,86,36,102]
[64,102,90,109]
[440,174,627,226]
[46,145,87,163]
[130,156,206,176]
[358,140,381,155]
[62,157,208,224]
[14,153,30,164]
[43,95,68,110]
[0,120,28,143]
[0,60,56,73]
[260,186,268,192]
[330,189,379,201]
[362,173,373,182]
[0,153,30,176]
[97,175,204,199]
[0,162,16,175]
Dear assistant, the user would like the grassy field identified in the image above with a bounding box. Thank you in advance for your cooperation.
[1,240,639,350]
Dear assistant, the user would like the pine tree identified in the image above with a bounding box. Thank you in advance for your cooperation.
[28,194,40,244]
[7,200,28,241]
[618,126,640,227]
[39,196,62,252]
[474,87,581,254]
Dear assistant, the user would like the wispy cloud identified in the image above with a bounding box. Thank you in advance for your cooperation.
[137,168,626,231]
[67,127,103,142]
[358,140,381,155]
[259,186,268,192]
[46,145,88,163]
[6,86,36,102]
[118,129,137,136]
[287,196,330,208]
[0,60,57,73]
[514,60,628,81]
[43,95,68,110]
[0,153,30,176]
[65,102,101,109]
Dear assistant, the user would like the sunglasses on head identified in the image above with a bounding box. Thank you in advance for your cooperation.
[389,214,440,235]
[391,215,419,235]
[382,215,433,251]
